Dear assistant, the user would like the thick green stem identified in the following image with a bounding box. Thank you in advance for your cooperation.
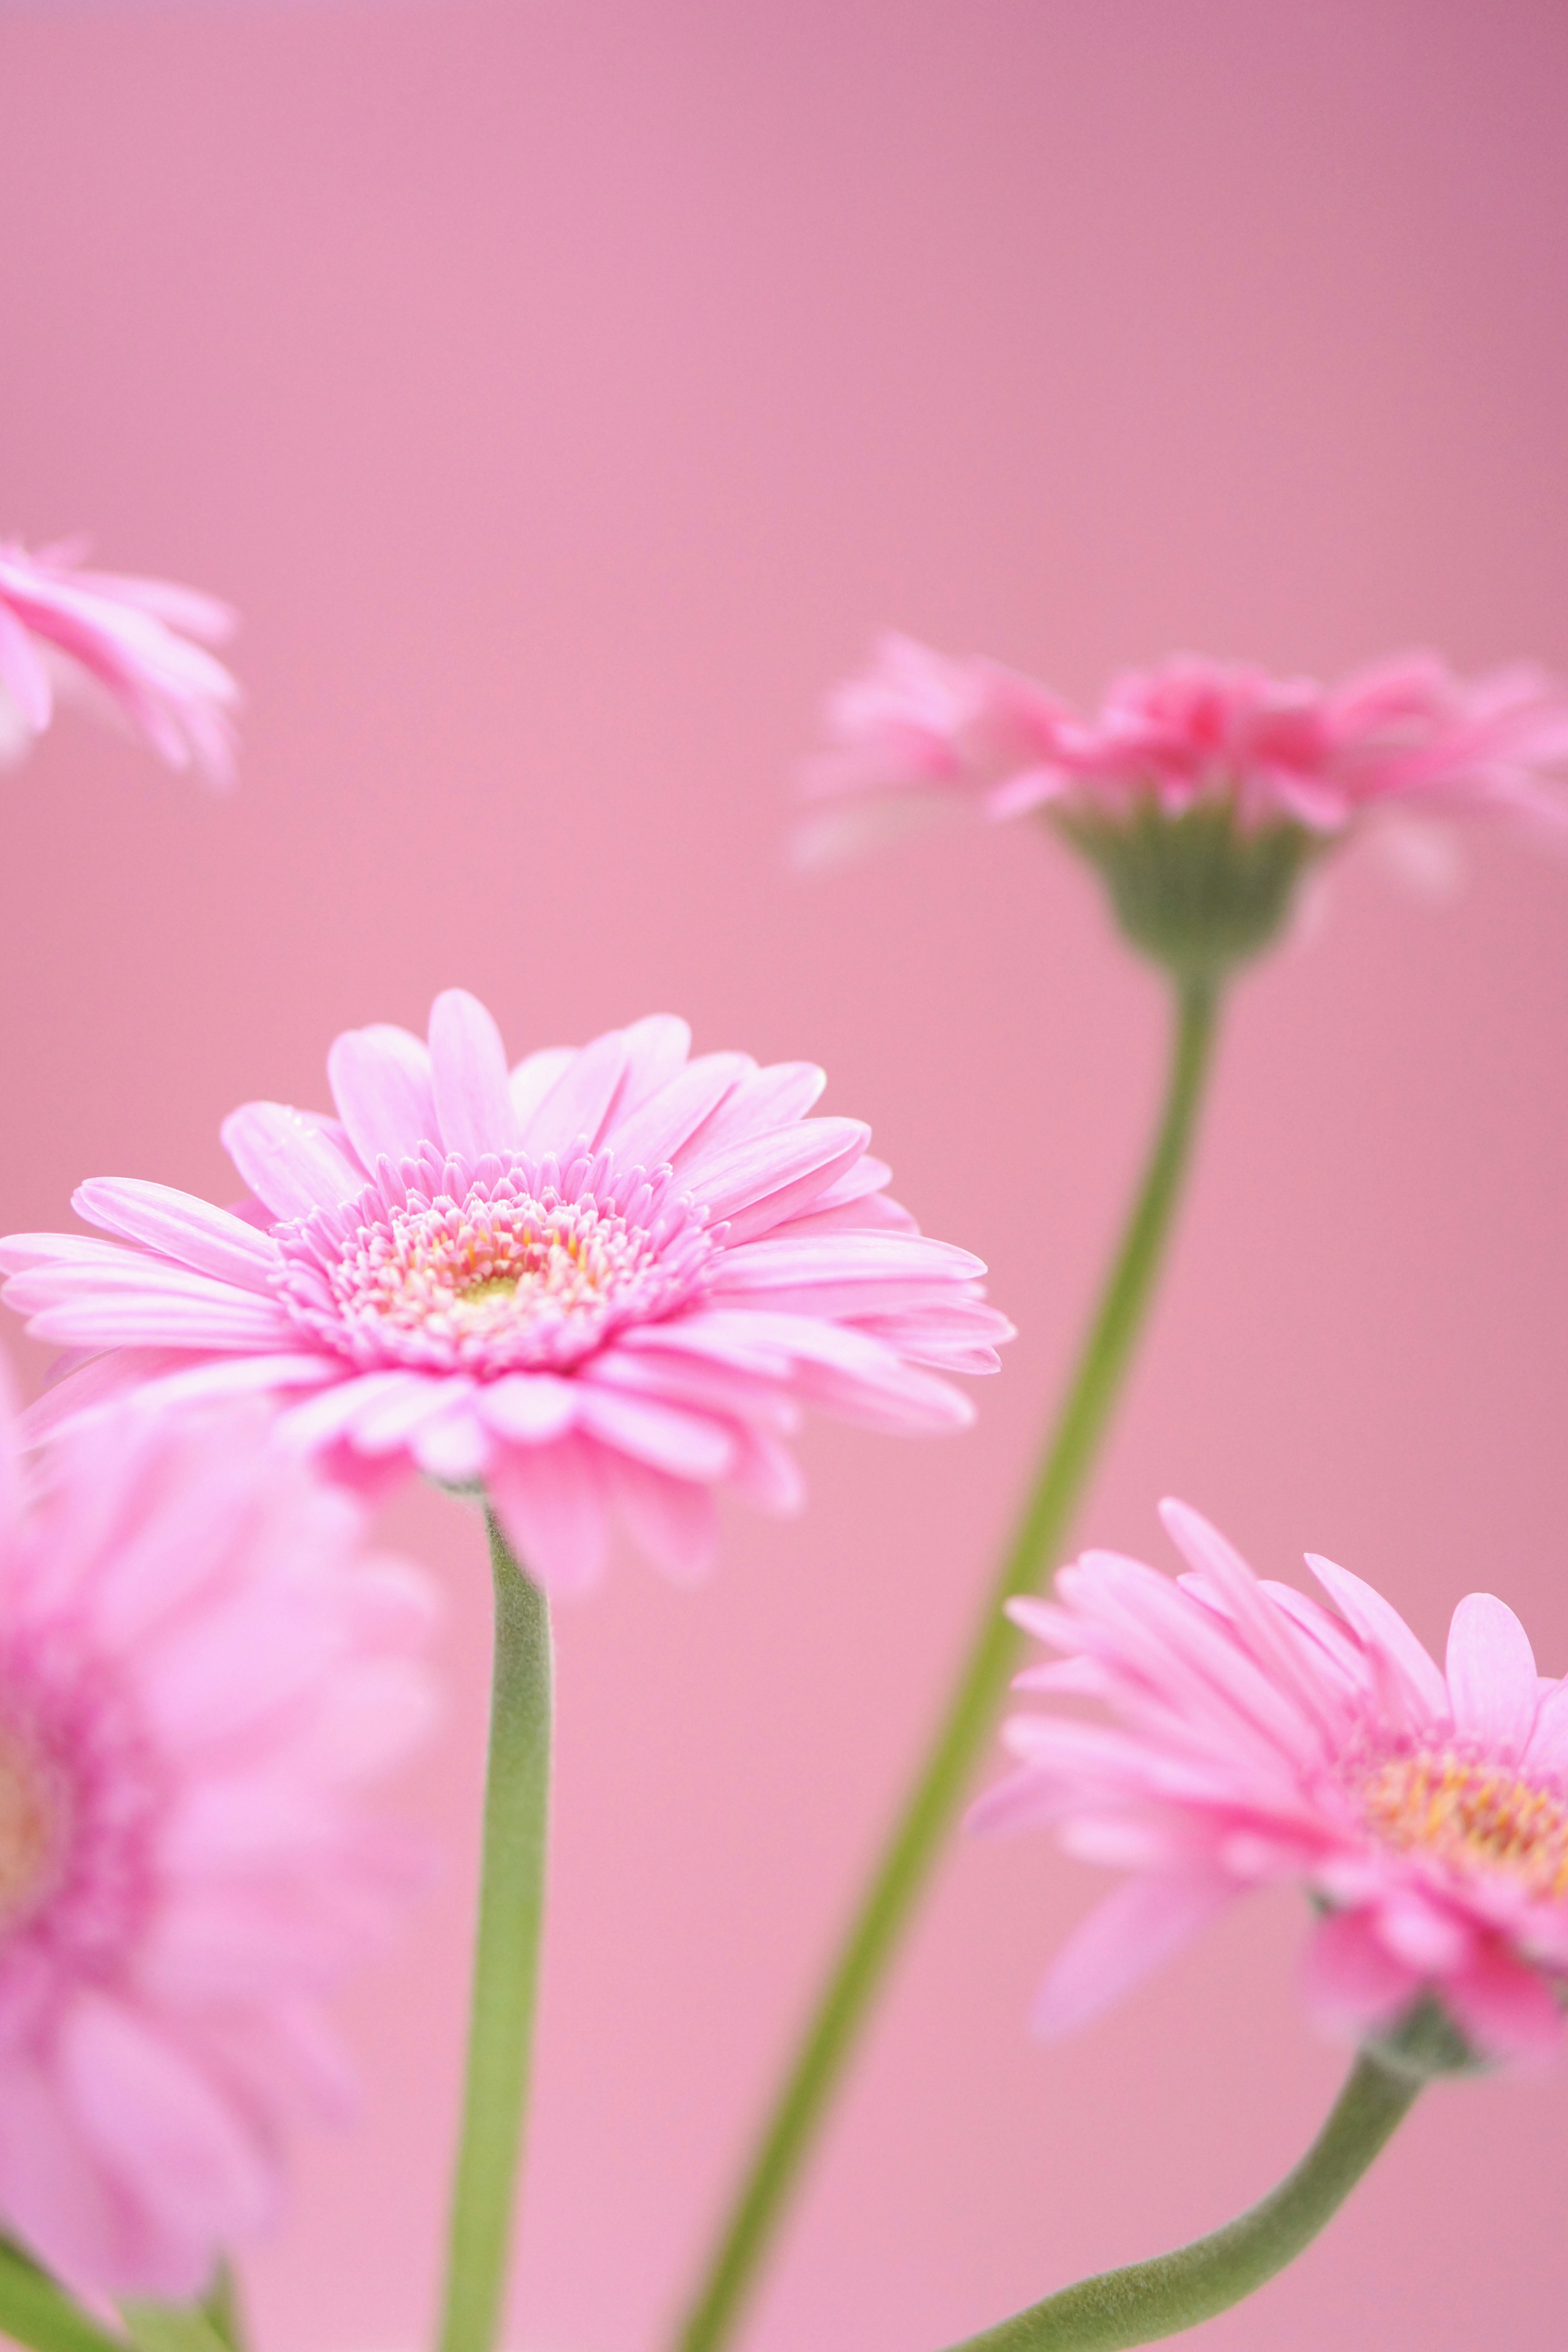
[435,1513,553,2352]
[673,979,1222,2352]
[938,2054,1417,2350]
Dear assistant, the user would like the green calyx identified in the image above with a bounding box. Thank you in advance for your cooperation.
[1052,798,1323,983]
[1363,1992,1490,2082]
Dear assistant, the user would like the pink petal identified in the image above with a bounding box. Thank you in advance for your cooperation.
[0,2054,166,2299]
[222,1102,365,1221]
[1159,1500,1341,1746]
[409,1404,492,1482]
[607,1054,750,1172]
[0,602,53,727]
[711,1231,985,1314]
[1444,1945,1564,2064]
[687,1119,871,1245]
[486,1437,610,1594]
[1030,1873,1234,2040]
[20,1283,296,1353]
[668,1061,827,1173]
[521,1029,631,1160]
[1524,1681,1568,1776]
[1375,1888,1474,1973]
[60,1991,276,2248]
[428,989,519,1158]
[327,1024,439,1168]
[475,1373,581,1443]
[612,1014,694,1114]
[508,1046,575,1130]
[606,1452,719,1582]
[348,1371,475,1452]
[1307,1554,1450,1724]
[1301,1909,1420,2036]
[573,1382,735,1480]
[1446,1592,1539,1757]
[73,1178,280,1290]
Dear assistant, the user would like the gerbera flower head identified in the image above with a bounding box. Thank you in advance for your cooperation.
[0,1367,437,2298]
[802,635,1568,980]
[0,540,239,788]
[973,1501,1568,2074]
[0,992,1012,1594]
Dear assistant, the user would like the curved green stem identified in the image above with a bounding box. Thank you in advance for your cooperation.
[435,1513,554,2352]
[938,2054,1417,2350]
[673,978,1222,2352]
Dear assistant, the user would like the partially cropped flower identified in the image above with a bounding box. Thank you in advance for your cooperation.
[803,636,1568,977]
[973,1501,1568,2070]
[0,540,239,786]
[1,992,1011,1592]
[0,1373,436,2298]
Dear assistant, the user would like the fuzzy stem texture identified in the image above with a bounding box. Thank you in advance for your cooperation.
[673,978,1222,2352]
[937,2054,1417,2350]
[436,1512,554,2352]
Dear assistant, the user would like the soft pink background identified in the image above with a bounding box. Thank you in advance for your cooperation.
[3,3,1568,2346]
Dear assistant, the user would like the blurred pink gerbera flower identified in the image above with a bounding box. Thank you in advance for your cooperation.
[1,991,1011,1592]
[0,1374,436,2298]
[973,1501,1568,2067]
[0,540,239,787]
[801,632,1568,858]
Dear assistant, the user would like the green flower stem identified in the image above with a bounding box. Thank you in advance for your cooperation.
[435,1512,554,2352]
[936,2053,1418,2351]
[0,2240,125,2352]
[673,977,1222,2352]
[197,2265,245,2352]
[119,2307,229,2352]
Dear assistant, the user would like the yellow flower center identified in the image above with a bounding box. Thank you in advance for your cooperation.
[1361,1750,1568,1900]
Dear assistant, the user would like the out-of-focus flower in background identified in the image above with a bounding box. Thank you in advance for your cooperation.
[802,636,1568,978]
[0,541,240,788]
[0,989,1012,1592]
[0,1372,437,2300]
[973,1499,1568,2071]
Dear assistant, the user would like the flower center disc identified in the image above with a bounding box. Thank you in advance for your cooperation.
[1361,1750,1568,1900]
[0,1723,62,1930]
[274,1149,715,1375]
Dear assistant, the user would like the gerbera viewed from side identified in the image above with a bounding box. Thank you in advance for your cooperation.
[1,991,1012,1591]
[973,1501,1568,2069]
[0,1373,437,2299]
[802,635,1568,978]
[0,540,240,787]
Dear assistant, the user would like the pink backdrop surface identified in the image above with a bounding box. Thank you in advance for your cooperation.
[2,3,1568,2348]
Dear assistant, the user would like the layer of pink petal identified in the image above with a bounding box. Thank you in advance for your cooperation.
[802,633,1568,854]
[975,1499,1568,2064]
[1,995,1010,1590]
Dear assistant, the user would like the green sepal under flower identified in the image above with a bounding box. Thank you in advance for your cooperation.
[1052,800,1323,984]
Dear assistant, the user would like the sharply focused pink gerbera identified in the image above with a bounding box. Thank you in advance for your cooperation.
[0,1374,436,2298]
[0,540,239,786]
[0,992,1011,1591]
[799,632,1568,859]
[973,1501,1568,2065]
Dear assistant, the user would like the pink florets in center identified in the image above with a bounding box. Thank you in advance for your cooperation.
[0,1722,67,1930]
[271,1141,717,1374]
[1357,1746,1568,1902]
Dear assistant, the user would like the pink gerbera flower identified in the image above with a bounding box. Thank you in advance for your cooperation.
[0,540,239,787]
[0,1372,436,2299]
[973,1501,1568,2067]
[0,992,1011,1592]
[803,632,1568,847]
